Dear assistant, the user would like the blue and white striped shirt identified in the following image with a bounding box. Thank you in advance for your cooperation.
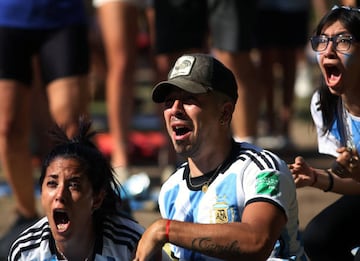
[8,213,144,261]
[159,141,306,261]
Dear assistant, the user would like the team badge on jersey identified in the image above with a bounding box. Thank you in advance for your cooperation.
[211,200,235,223]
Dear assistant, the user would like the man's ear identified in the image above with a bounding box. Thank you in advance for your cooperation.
[220,102,234,124]
[92,190,106,211]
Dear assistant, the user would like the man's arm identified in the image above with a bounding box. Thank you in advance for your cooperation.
[133,201,286,261]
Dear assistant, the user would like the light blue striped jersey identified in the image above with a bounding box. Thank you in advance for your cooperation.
[8,213,144,261]
[159,141,306,261]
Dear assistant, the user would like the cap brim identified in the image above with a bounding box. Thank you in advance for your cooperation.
[152,78,208,103]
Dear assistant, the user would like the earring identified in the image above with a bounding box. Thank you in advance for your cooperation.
[92,206,100,214]
[220,119,225,125]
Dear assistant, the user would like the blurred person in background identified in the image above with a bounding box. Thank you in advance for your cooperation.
[342,0,360,7]
[93,0,147,183]
[0,0,91,257]
[255,0,312,149]
[208,1,260,145]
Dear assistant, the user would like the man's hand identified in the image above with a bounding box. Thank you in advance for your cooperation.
[133,219,167,261]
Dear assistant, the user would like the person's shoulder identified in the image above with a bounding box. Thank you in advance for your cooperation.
[310,90,324,125]
[101,213,144,257]
[162,163,187,184]
[11,217,50,244]
[8,217,51,260]
[310,90,320,106]
[235,141,261,152]
[233,141,286,170]
[103,212,144,239]
[234,141,276,159]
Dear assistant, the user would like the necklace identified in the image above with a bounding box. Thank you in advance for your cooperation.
[187,162,224,193]
[340,99,356,149]
[340,100,360,169]
[56,239,95,261]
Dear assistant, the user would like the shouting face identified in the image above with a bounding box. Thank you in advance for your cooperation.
[41,157,102,244]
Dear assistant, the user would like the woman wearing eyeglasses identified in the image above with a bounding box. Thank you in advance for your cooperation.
[288,5,360,261]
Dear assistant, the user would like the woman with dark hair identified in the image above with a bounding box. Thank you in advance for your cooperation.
[289,5,360,260]
[7,117,165,260]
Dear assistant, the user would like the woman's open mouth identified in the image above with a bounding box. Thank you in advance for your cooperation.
[53,209,70,232]
[324,64,342,86]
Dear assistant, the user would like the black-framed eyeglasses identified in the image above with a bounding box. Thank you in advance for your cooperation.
[310,35,354,52]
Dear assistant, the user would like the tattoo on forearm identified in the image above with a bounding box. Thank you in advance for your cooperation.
[191,237,241,255]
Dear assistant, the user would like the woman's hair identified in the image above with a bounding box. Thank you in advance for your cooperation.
[314,6,360,135]
[39,116,123,223]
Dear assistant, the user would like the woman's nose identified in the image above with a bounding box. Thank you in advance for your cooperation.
[55,185,67,203]
[323,40,337,56]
